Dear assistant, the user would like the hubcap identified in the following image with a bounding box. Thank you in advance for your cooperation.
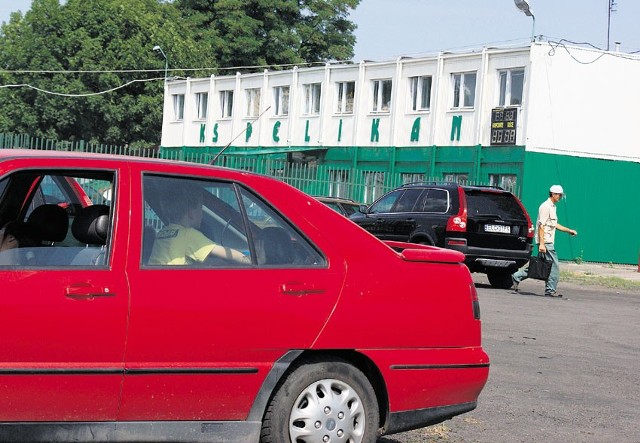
[289,378,365,443]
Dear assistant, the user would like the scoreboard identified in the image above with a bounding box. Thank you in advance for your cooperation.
[490,107,518,145]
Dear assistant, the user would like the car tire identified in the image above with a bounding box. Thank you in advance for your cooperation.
[487,270,514,289]
[260,358,380,443]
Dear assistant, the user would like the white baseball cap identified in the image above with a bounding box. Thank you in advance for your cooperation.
[549,184,564,194]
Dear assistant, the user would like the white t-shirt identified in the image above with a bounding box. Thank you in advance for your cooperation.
[536,198,558,244]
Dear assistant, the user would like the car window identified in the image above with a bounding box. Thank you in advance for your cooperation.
[417,188,450,213]
[393,188,424,212]
[465,190,526,220]
[143,175,251,267]
[369,189,402,214]
[240,188,326,267]
[321,201,343,214]
[341,203,358,216]
[0,170,115,267]
[142,174,325,268]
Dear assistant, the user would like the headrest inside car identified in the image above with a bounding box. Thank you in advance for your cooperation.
[26,204,69,243]
[72,204,110,245]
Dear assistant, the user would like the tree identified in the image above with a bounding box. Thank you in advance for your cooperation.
[0,0,361,146]
[0,0,217,147]
[174,0,360,70]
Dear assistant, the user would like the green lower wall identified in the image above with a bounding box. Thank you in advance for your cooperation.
[522,151,639,264]
[160,144,639,265]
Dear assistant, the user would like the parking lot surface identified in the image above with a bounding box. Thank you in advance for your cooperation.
[380,275,640,443]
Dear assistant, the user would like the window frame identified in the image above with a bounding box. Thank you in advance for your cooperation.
[195,92,208,120]
[371,79,392,113]
[220,90,234,119]
[172,94,185,121]
[245,88,261,118]
[335,81,355,115]
[498,68,525,107]
[451,72,477,109]
[303,83,322,116]
[409,75,432,112]
[273,85,290,117]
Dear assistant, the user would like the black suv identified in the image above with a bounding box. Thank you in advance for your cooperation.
[350,182,533,288]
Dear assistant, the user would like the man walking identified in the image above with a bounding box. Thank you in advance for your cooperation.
[512,185,578,297]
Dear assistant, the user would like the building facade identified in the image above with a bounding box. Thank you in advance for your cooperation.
[160,41,640,264]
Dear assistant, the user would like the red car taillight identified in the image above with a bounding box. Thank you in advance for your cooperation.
[446,187,468,232]
[470,283,481,320]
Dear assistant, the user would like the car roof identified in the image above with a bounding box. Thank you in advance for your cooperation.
[0,148,267,180]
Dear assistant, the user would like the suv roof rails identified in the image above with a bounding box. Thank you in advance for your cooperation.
[402,181,504,190]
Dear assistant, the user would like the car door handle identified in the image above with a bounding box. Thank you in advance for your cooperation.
[65,283,114,300]
[279,282,325,296]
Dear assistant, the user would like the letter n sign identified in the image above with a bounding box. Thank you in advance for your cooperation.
[450,115,462,141]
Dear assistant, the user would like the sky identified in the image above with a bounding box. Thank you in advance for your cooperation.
[1,0,639,62]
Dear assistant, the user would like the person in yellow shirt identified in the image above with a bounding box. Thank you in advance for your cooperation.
[148,185,249,266]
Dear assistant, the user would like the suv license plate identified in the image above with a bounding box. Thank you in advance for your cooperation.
[484,224,511,234]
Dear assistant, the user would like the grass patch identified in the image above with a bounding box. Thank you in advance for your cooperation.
[560,271,640,292]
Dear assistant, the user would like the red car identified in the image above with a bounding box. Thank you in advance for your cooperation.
[0,149,489,443]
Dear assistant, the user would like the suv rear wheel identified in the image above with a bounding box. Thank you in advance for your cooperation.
[487,270,514,289]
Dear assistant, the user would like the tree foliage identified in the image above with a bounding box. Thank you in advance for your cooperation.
[0,0,361,147]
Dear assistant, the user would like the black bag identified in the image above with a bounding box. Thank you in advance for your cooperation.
[527,253,552,280]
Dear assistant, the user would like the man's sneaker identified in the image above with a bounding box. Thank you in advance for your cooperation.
[511,278,519,292]
[545,290,563,298]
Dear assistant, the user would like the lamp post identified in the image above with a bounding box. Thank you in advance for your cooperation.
[514,0,536,42]
[153,45,168,84]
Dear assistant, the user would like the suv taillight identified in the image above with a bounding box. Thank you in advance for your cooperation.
[514,195,534,238]
[446,187,468,232]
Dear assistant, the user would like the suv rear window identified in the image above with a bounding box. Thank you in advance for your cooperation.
[465,190,526,220]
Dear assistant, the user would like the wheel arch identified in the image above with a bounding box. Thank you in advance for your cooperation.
[409,232,435,246]
[248,350,389,432]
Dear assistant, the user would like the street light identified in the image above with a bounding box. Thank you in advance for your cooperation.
[153,45,168,84]
[514,0,536,42]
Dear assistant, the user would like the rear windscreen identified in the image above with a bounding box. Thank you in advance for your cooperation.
[465,191,526,221]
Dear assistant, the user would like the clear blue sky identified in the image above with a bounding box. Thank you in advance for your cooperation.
[2,0,639,62]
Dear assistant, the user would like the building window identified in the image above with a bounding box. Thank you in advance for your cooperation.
[195,92,208,120]
[372,79,392,113]
[303,83,322,115]
[336,81,355,114]
[220,90,234,118]
[498,69,524,107]
[452,72,476,108]
[363,171,385,203]
[328,169,351,198]
[489,174,517,193]
[444,173,469,184]
[273,86,290,116]
[402,173,425,184]
[172,94,185,121]
[409,76,432,111]
[246,88,261,118]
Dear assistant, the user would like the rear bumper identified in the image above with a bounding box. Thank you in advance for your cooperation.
[385,401,477,435]
[445,238,532,272]
[361,347,489,434]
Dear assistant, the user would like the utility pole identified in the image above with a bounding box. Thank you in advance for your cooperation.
[607,0,617,51]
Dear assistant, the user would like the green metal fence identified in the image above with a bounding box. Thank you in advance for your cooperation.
[2,134,502,205]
